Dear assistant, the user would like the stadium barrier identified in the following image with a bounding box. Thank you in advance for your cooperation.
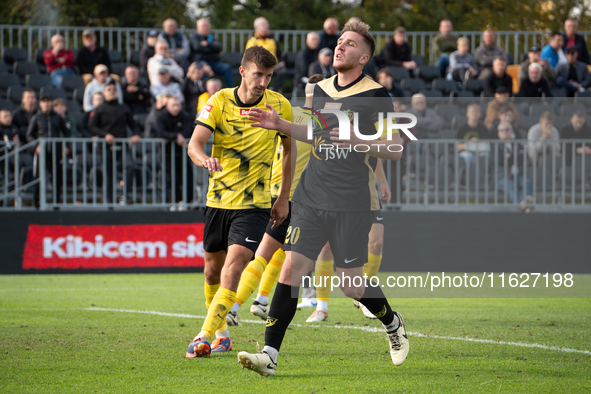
[1,137,590,211]
[0,210,589,274]
[2,24,588,65]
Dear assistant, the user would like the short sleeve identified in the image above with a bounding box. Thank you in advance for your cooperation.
[194,92,222,132]
[277,96,292,137]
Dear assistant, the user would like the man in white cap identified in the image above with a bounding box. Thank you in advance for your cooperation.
[83,64,123,112]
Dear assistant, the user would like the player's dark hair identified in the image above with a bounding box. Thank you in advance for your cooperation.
[341,21,376,57]
[241,46,277,69]
[308,74,326,84]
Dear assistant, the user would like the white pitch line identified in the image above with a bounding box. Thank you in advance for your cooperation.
[84,307,591,356]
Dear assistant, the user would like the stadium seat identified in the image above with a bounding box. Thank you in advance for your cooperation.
[35,48,49,74]
[419,89,443,98]
[72,88,84,104]
[111,62,128,77]
[386,66,410,82]
[1,47,27,70]
[129,50,140,67]
[0,98,15,111]
[71,112,87,133]
[505,64,520,94]
[451,115,467,130]
[400,78,425,94]
[528,102,554,117]
[25,74,52,92]
[13,61,40,83]
[434,103,460,120]
[411,54,424,66]
[560,103,585,116]
[133,113,148,129]
[0,74,21,99]
[108,49,124,64]
[574,90,591,102]
[7,86,28,105]
[65,99,82,114]
[220,52,243,80]
[452,90,475,99]
[60,75,85,99]
[549,87,568,101]
[416,66,440,82]
[517,115,537,131]
[0,61,8,74]
[432,78,457,96]
[435,128,456,139]
[463,79,485,96]
[40,86,67,100]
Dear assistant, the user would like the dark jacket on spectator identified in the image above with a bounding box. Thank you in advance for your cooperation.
[308,61,336,78]
[76,46,112,75]
[489,141,527,180]
[26,110,70,142]
[517,77,552,98]
[182,78,205,120]
[139,44,155,76]
[144,107,164,138]
[318,31,339,52]
[0,123,18,142]
[380,39,412,67]
[88,100,139,138]
[12,106,37,142]
[556,61,591,88]
[560,122,591,163]
[154,108,194,141]
[189,33,222,64]
[562,33,590,64]
[294,46,319,88]
[121,80,152,114]
[484,73,513,97]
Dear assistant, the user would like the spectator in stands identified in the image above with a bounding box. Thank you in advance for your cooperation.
[448,37,478,83]
[380,27,417,71]
[155,96,194,204]
[52,98,78,137]
[44,34,76,88]
[491,121,533,209]
[11,89,37,143]
[190,18,235,88]
[197,79,222,114]
[319,17,340,51]
[83,65,123,112]
[376,68,404,97]
[88,80,140,204]
[183,62,207,119]
[294,32,320,89]
[81,93,104,136]
[456,104,489,166]
[474,28,506,80]
[563,18,590,64]
[308,48,336,79]
[139,30,159,77]
[245,17,288,91]
[541,32,567,69]
[0,108,18,144]
[121,65,151,114]
[27,94,70,207]
[408,93,443,139]
[517,63,552,98]
[147,40,185,86]
[556,46,591,96]
[484,56,512,97]
[518,46,557,86]
[432,19,457,77]
[484,91,520,135]
[150,68,184,103]
[144,94,171,138]
[527,111,560,162]
[76,29,113,85]
[159,18,191,70]
[560,111,591,164]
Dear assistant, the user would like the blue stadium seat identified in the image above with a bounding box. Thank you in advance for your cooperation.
[26,74,52,92]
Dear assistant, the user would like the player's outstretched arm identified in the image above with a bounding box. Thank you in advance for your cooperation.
[188,124,223,173]
[249,104,310,143]
[329,129,403,161]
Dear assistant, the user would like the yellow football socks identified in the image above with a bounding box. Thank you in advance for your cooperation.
[235,256,267,306]
[315,259,333,312]
[364,252,382,279]
[198,287,236,340]
[258,249,286,298]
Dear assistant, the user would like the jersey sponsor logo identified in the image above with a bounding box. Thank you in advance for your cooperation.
[245,237,258,243]
[200,104,213,120]
[323,102,342,110]
[344,257,358,264]
[240,109,253,116]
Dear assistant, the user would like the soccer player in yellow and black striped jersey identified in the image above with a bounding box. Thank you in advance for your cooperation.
[225,78,320,325]
[238,21,409,376]
[185,46,292,358]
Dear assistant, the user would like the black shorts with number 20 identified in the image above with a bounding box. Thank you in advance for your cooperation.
[265,198,292,243]
[283,202,374,269]
[203,207,270,253]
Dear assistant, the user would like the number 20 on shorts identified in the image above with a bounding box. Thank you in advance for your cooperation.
[285,226,300,245]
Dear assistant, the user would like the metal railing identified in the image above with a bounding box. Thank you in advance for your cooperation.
[2,138,590,211]
[2,24,590,65]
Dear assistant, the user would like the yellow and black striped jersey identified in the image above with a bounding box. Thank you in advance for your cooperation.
[292,74,394,212]
[269,106,313,199]
[195,87,292,209]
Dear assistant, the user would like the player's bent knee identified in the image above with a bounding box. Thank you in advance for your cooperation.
[341,285,365,299]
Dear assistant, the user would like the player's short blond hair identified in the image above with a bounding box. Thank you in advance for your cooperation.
[341,21,376,57]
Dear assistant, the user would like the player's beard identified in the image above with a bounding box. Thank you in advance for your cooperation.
[333,56,356,73]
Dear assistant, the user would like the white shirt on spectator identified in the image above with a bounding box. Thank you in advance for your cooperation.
[147,54,185,86]
[149,82,185,103]
[83,79,123,112]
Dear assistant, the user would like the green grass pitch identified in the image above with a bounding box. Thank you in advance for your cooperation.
[1,273,590,393]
